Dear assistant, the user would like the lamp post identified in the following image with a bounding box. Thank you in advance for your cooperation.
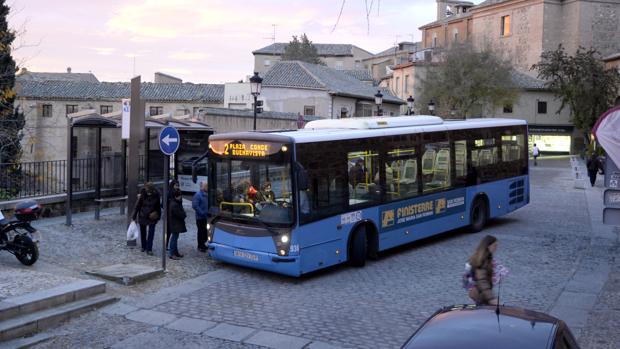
[407,95,415,115]
[250,72,263,130]
[374,90,383,116]
[428,100,435,116]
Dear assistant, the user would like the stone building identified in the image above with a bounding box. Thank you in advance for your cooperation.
[421,0,620,76]
[260,61,403,118]
[252,43,373,75]
[361,41,423,81]
[15,77,224,162]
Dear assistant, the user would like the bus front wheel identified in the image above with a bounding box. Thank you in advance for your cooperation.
[349,226,367,267]
[470,197,488,233]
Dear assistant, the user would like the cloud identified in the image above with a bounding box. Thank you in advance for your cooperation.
[169,51,210,60]
[88,47,116,56]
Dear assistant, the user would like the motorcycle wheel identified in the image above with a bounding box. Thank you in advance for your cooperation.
[14,235,39,266]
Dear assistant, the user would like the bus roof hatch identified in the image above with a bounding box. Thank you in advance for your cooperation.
[304,115,444,130]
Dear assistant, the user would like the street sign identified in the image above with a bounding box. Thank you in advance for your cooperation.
[121,99,130,139]
[159,126,180,155]
[604,189,620,208]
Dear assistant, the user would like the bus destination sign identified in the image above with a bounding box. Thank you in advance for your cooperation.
[210,140,285,158]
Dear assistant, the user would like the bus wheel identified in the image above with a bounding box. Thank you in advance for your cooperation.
[470,197,488,233]
[349,226,367,267]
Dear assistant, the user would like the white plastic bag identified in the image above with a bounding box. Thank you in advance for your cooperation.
[126,221,139,241]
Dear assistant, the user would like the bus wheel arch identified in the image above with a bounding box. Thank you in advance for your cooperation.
[347,220,377,267]
[470,194,489,233]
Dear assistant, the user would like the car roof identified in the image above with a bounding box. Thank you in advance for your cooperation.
[403,305,560,349]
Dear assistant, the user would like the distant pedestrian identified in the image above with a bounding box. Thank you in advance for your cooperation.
[168,189,187,259]
[192,181,209,252]
[468,235,499,306]
[166,179,180,251]
[532,143,540,166]
[132,182,161,256]
[587,153,600,187]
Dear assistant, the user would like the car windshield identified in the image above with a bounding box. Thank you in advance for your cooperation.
[211,158,293,226]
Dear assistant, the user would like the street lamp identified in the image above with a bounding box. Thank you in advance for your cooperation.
[250,72,263,130]
[407,95,415,115]
[374,90,383,116]
[450,107,457,119]
[428,100,435,116]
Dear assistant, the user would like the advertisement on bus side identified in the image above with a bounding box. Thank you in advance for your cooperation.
[380,189,467,232]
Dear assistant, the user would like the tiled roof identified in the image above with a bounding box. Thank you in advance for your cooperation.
[419,11,472,29]
[16,80,224,103]
[341,69,374,82]
[263,61,404,104]
[17,71,100,83]
[203,107,320,121]
[510,70,547,90]
[253,43,371,56]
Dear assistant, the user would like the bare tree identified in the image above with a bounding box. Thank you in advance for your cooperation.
[416,43,517,119]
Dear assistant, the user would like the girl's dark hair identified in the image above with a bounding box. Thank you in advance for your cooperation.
[469,235,497,267]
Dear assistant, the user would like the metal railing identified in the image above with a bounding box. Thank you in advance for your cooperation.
[0,156,146,201]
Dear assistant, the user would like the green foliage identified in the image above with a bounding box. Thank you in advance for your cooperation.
[281,34,324,65]
[416,43,516,118]
[532,45,620,138]
[0,0,22,165]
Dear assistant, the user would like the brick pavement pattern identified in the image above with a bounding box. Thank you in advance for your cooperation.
[26,157,619,348]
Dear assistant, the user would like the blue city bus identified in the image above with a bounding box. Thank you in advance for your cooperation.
[204,116,529,276]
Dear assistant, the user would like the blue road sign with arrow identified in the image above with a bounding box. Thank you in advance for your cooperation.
[159,126,180,155]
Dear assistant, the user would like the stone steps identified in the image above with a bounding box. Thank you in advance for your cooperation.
[0,280,118,343]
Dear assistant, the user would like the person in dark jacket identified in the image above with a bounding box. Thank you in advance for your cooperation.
[587,153,600,187]
[192,181,208,252]
[132,182,161,255]
[168,189,187,259]
[166,179,180,250]
[468,235,499,306]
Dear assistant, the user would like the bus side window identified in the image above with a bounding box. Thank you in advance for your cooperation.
[386,147,418,201]
[348,151,379,206]
[455,140,467,186]
[423,143,451,192]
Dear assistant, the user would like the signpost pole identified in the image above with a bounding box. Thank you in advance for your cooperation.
[162,155,169,271]
[158,125,180,272]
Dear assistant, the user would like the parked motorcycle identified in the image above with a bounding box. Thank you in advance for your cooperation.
[0,201,42,266]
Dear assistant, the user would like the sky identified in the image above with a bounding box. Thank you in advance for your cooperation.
[9,0,481,84]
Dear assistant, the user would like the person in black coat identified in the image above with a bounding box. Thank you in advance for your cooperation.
[587,154,600,187]
[166,179,180,251]
[132,182,161,255]
[168,189,187,259]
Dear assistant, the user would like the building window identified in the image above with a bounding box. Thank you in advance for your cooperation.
[395,77,400,94]
[404,75,409,93]
[264,59,271,67]
[503,104,513,113]
[193,107,200,117]
[66,104,78,115]
[335,60,344,69]
[501,15,511,36]
[149,106,163,116]
[100,105,113,114]
[432,33,438,47]
[537,101,547,114]
[41,104,52,117]
[304,106,315,116]
[453,29,459,42]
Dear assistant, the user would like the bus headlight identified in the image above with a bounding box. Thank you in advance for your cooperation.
[273,232,292,256]
[207,222,214,242]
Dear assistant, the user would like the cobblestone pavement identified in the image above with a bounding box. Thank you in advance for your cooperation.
[15,157,620,348]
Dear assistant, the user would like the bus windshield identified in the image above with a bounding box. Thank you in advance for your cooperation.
[211,158,294,226]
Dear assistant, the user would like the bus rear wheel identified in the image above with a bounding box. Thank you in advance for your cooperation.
[470,198,488,233]
[349,226,367,267]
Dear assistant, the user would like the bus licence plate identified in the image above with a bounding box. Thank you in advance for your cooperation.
[233,250,259,262]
